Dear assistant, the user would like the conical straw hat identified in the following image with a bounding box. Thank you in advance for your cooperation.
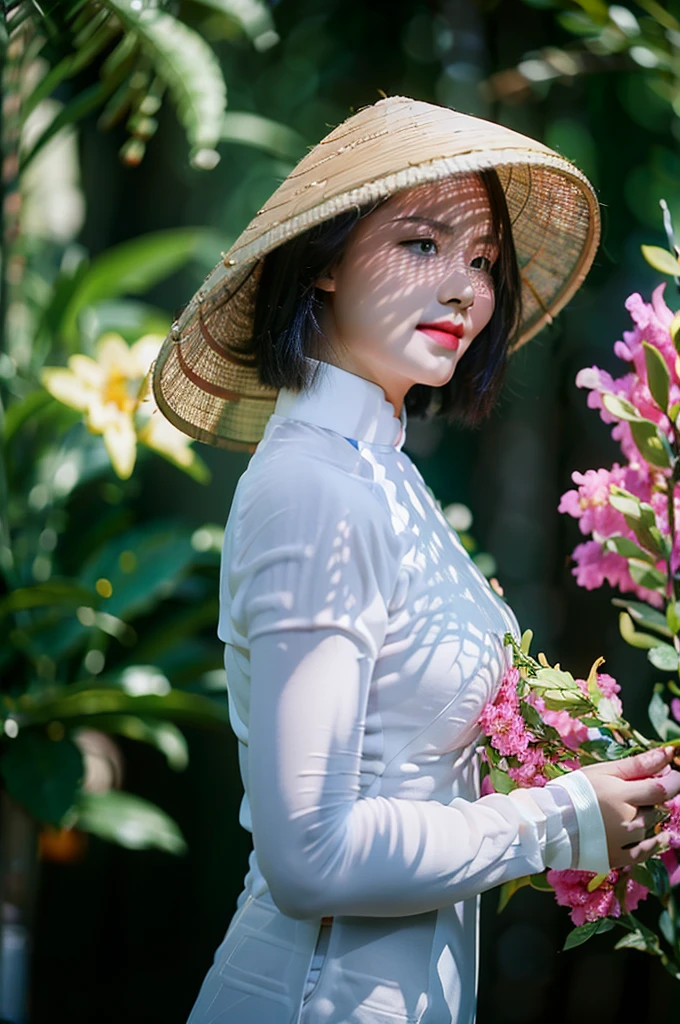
[153,96,600,453]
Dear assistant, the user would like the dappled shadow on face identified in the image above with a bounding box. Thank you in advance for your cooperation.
[318,173,499,399]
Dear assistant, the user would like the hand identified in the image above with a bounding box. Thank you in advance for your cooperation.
[579,746,680,869]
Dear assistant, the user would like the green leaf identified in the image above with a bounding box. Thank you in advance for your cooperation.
[0,580,98,620]
[59,229,210,343]
[602,392,644,422]
[20,81,111,172]
[648,691,680,740]
[648,644,679,672]
[108,1,227,167]
[668,601,680,636]
[193,0,279,50]
[627,560,666,593]
[0,733,84,826]
[614,930,649,952]
[221,111,305,160]
[614,919,662,955]
[13,687,229,732]
[641,245,680,277]
[612,599,672,637]
[80,300,170,345]
[629,420,672,469]
[497,875,531,913]
[4,389,54,443]
[78,715,188,770]
[605,536,655,564]
[609,489,663,556]
[534,667,577,690]
[659,909,674,946]
[609,489,645,519]
[79,522,196,621]
[619,611,663,650]
[563,918,614,951]
[489,765,515,794]
[73,790,186,854]
[643,342,670,412]
[528,872,555,892]
[644,857,670,899]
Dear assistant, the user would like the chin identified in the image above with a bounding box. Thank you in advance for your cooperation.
[422,360,459,388]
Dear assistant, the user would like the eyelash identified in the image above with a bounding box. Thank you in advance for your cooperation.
[400,239,495,272]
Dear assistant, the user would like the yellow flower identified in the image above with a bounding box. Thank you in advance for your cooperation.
[41,332,206,482]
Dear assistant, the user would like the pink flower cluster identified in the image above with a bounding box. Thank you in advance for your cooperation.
[547,867,649,926]
[480,667,623,792]
[479,667,552,787]
[560,284,680,606]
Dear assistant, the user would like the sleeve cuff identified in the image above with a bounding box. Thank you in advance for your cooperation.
[546,771,611,875]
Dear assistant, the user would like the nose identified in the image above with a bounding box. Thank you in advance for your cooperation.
[437,269,475,311]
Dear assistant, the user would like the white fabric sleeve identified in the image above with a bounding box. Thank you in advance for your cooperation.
[545,775,611,874]
[230,461,607,918]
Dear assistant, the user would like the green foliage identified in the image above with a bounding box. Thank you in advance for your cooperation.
[0,732,84,826]
[642,245,680,277]
[73,790,186,853]
[57,228,213,346]
[563,918,615,951]
[648,690,680,740]
[108,1,227,169]
[644,340,671,411]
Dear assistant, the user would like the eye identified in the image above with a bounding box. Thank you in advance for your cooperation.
[470,255,493,273]
[401,238,438,256]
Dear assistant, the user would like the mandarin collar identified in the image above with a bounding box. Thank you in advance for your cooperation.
[273,357,407,450]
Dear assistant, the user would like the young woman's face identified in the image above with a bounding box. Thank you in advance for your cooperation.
[315,173,498,416]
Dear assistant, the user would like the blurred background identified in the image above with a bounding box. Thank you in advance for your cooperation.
[3,0,680,1020]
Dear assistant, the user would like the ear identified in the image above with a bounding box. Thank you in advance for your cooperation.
[314,272,336,293]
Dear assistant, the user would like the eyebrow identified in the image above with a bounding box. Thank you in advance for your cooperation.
[390,216,497,246]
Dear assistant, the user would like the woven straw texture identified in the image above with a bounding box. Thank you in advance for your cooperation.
[153,96,600,453]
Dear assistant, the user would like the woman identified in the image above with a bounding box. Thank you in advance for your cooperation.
[153,97,680,1024]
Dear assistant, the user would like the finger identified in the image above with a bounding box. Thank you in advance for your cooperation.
[624,834,666,863]
[615,746,675,781]
[629,805,670,830]
[626,770,680,806]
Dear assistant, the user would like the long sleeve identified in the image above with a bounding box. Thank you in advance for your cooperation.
[226,453,610,920]
[248,628,608,919]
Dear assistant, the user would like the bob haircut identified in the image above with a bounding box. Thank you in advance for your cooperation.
[248,169,522,426]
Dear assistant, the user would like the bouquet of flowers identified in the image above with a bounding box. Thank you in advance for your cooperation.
[478,224,680,977]
[479,631,680,971]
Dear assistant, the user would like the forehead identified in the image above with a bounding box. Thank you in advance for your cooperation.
[374,173,493,230]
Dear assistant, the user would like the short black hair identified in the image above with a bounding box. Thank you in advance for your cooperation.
[247,169,522,426]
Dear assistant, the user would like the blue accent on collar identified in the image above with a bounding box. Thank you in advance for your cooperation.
[344,437,359,450]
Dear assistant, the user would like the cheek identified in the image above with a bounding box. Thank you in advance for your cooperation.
[473,283,495,332]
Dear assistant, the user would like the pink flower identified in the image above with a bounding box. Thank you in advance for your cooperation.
[570,540,664,608]
[508,747,550,787]
[660,795,680,849]
[591,672,623,717]
[480,774,496,796]
[661,849,680,887]
[542,707,589,751]
[558,467,630,538]
[547,868,649,926]
[574,286,679,467]
[671,698,680,723]
[479,668,531,759]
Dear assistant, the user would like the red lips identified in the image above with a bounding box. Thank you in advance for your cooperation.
[417,320,464,338]
[417,320,464,351]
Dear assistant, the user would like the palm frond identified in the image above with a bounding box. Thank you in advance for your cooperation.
[106,0,227,168]
[190,0,279,51]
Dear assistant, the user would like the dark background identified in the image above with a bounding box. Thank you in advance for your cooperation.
[28,0,680,1019]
